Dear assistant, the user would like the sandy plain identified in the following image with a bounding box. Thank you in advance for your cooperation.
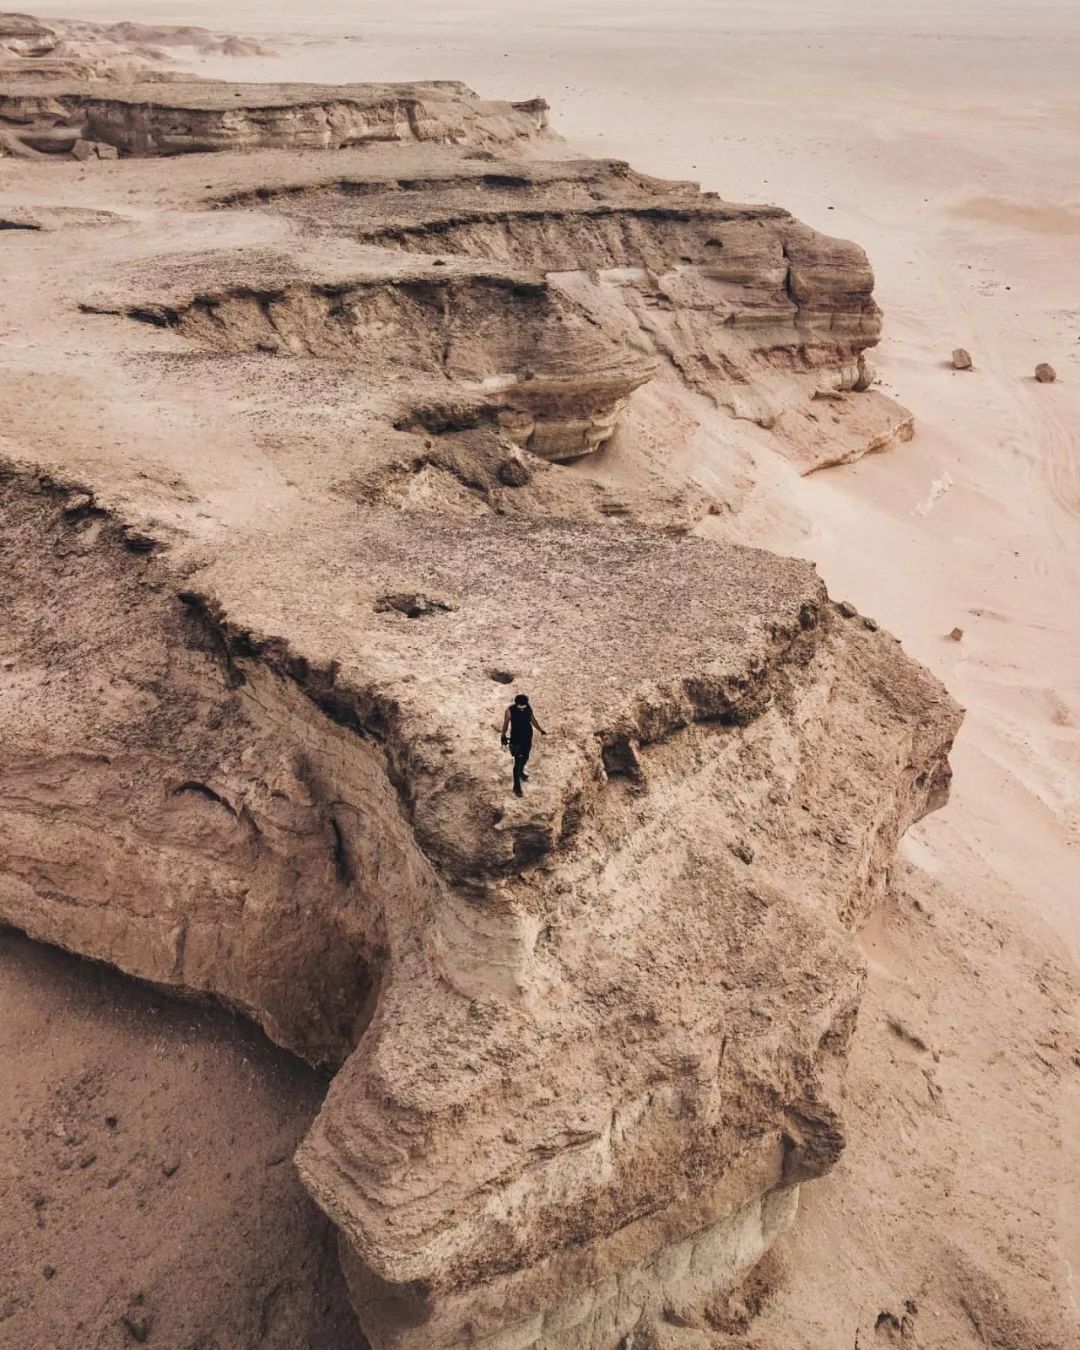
[10,0,1080,1345]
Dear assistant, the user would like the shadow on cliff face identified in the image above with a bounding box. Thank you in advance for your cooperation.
[198,158,906,473]
[82,269,656,465]
[0,927,366,1350]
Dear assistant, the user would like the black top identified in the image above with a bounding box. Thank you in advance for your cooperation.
[508,704,533,745]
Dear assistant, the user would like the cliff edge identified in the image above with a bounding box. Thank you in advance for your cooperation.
[0,19,959,1349]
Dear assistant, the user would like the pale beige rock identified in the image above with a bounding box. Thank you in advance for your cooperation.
[72,136,118,160]
[0,24,961,1348]
[293,159,907,470]
[952,347,973,369]
[0,10,56,57]
[0,78,549,159]
[81,254,656,464]
[0,463,959,1346]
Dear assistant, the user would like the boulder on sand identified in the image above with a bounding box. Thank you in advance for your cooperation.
[1034,362,1057,383]
[73,139,120,161]
[951,348,973,370]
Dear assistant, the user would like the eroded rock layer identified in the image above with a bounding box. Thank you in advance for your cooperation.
[0,22,958,1349]
[210,158,911,468]
[0,461,959,1345]
[0,76,547,159]
[81,257,656,464]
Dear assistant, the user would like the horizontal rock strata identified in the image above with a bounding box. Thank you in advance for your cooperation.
[0,78,547,159]
[0,463,960,1345]
[0,27,956,1347]
[81,259,656,464]
[65,151,914,470]
[211,158,911,469]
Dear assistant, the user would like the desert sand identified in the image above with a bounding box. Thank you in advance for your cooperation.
[3,2,1078,1347]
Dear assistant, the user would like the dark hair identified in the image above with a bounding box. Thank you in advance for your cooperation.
[514,693,529,706]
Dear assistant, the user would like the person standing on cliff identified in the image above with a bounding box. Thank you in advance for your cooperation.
[501,693,546,797]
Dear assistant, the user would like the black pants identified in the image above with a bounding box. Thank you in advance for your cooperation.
[510,739,531,791]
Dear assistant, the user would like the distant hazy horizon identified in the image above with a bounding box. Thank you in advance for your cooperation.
[27,0,1080,41]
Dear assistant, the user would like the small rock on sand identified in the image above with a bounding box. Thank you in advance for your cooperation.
[1034,362,1057,383]
[949,627,964,641]
[72,139,119,162]
[122,1304,153,1343]
[122,1315,152,1343]
[497,457,531,487]
[952,348,973,370]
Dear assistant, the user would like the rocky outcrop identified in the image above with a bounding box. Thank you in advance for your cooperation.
[70,154,913,470]
[0,9,193,87]
[0,11,56,56]
[1,476,395,1063]
[0,78,548,158]
[214,158,910,470]
[2,9,902,471]
[0,32,957,1349]
[81,254,655,463]
[0,10,272,61]
[297,597,956,1350]
[0,461,960,1345]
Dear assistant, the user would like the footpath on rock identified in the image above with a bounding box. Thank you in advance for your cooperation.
[0,14,969,1350]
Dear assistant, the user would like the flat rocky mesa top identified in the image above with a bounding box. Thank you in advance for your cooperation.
[0,22,550,157]
[1,75,525,104]
[0,23,958,1350]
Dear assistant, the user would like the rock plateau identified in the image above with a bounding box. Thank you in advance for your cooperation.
[0,15,960,1349]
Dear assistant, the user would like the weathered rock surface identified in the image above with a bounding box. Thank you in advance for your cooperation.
[0,77,548,159]
[0,10,272,62]
[0,22,959,1349]
[1034,361,1057,383]
[215,157,911,470]
[298,602,957,1349]
[55,150,915,471]
[0,11,55,55]
[0,10,223,90]
[0,459,958,1347]
[80,251,656,464]
[952,346,972,370]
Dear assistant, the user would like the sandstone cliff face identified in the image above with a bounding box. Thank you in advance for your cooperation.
[69,153,912,471]
[82,259,656,465]
[0,11,55,56]
[297,598,956,1349]
[0,12,280,104]
[0,461,959,1346]
[1,477,403,1063]
[0,78,547,159]
[214,159,911,470]
[0,33,959,1350]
